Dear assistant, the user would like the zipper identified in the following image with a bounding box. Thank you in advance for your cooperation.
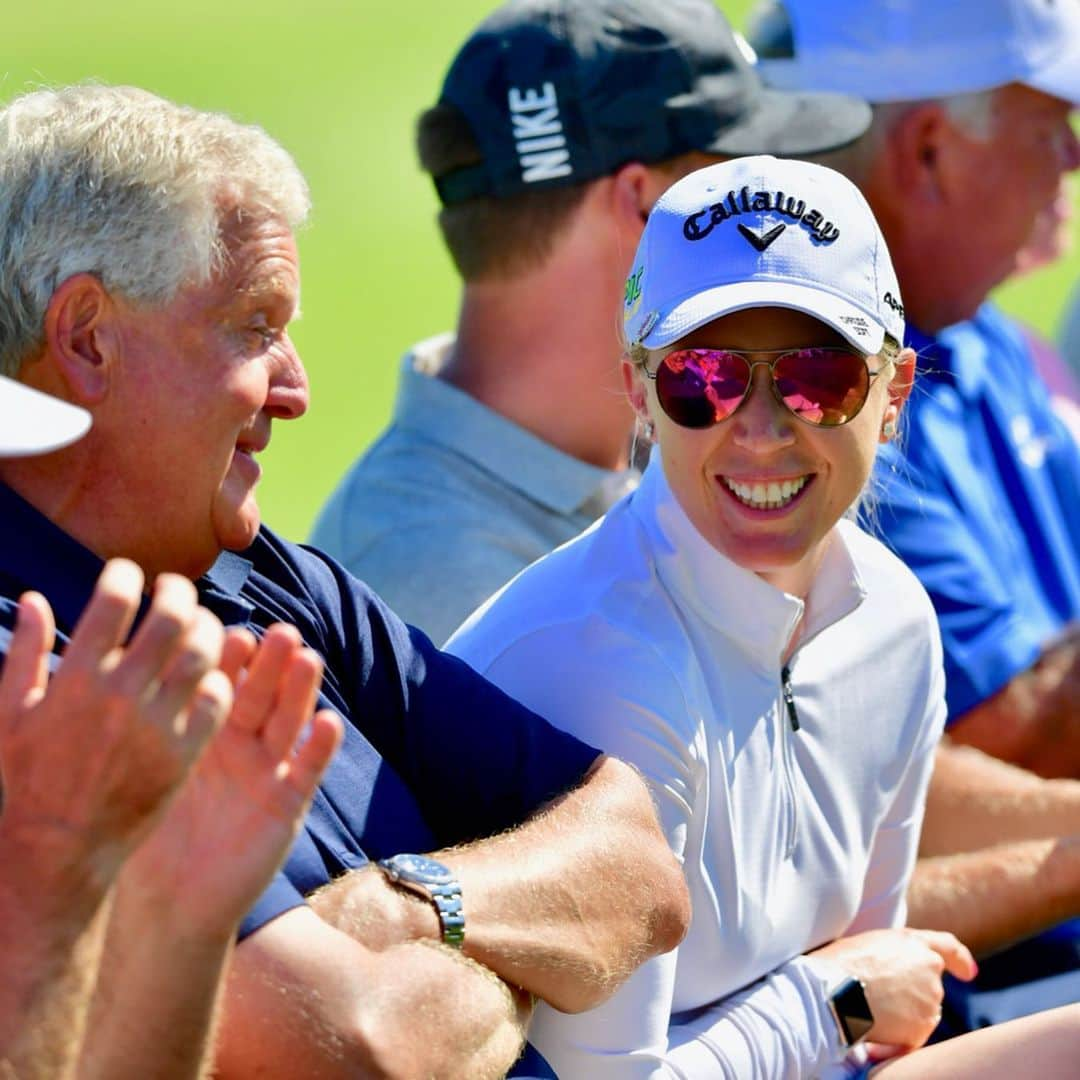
[778,665,800,859]
[781,665,800,731]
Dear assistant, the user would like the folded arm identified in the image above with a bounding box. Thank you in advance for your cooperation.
[946,636,1080,779]
[909,837,1080,956]
[213,907,531,1080]
[909,739,1080,954]
[311,755,690,1013]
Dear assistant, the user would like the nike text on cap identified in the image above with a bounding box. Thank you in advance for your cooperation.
[431,0,872,205]
[623,155,905,354]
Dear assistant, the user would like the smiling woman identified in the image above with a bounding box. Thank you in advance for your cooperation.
[446,155,1080,1077]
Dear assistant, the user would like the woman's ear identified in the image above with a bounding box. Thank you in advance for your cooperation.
[881,346,917,442]
[42,273,116,404]
[621,355,652,426]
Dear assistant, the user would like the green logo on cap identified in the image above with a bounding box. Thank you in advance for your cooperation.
[624,265,644,316]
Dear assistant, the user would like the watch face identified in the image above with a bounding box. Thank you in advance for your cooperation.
[384,853,455,885]
[834,979,875,1045]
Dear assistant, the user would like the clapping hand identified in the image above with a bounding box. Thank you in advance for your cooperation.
[115,622,343,934]
[0,559,232,888]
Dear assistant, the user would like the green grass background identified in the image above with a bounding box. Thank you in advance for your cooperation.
[3,1,1077,540]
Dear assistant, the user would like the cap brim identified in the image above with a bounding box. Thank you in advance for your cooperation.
[641,281,888,354]
[703,87,872,158]
[0,377,91,456]
[1025,40,1080,107]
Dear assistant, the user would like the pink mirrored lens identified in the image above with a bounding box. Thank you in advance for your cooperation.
[656,348,871,428]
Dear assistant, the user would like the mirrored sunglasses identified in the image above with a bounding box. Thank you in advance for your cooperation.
[644,347,884,429]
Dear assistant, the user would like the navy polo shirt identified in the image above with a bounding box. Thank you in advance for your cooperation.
[0,483,601,938]
[868,304,1080,722]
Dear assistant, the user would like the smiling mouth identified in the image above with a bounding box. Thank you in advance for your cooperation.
[723,475,810,510]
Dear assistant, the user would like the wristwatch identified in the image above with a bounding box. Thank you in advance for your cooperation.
[377,853,465,948]
[827,975,875,1046]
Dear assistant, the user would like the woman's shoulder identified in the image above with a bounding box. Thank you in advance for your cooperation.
[838,518,939,629]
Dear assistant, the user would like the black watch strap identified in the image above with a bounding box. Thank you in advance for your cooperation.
[828,976,874,1046]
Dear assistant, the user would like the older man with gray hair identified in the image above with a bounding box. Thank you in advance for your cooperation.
[747,0,1080,1041]
[0,363,342,1079]
[0,83,689,1078]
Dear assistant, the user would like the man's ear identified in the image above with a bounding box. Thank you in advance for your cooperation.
[883,101,954,209]
[42,273,115,404]
[609,162,672,237]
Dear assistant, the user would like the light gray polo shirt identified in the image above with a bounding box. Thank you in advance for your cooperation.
[310,334,638,644]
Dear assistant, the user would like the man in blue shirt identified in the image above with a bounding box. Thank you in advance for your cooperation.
[747,0,1080,1039]
[0,84,689,1078]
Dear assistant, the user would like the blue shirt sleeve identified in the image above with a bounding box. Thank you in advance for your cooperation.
[238,871,307,940]
[336,566,603,845]
[869,441,1044,721]
[283,537,604,845]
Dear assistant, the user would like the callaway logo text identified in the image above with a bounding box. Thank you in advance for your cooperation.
[683,186,840,245]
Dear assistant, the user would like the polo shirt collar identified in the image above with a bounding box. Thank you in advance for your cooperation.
[908,310,989,400]
[631,456,866,671]
[394,334,637,516]
[0,481,255,632]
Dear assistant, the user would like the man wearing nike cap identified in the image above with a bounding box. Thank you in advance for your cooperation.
[747,0,1080,1041]
[311,0,874,645]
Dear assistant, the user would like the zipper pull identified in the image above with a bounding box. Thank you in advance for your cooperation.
[781,665,800,732]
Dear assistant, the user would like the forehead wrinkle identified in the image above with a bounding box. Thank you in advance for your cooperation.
[233,264,300,319]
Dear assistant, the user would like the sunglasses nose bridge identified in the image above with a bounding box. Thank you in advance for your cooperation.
[742,357,785,411]
[730,357,796,437]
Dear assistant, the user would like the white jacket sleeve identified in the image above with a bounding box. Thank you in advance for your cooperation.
[468,628,848,1080]
[530,952,846,1079]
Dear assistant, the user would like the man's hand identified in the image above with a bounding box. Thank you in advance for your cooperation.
[813,927,977,1050]
[114,622,343,934]
[0,559,232,888]
[0,559,231,1077]
[76,623,343,1080]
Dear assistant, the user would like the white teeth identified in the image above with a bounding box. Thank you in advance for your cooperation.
[724,475,808,510]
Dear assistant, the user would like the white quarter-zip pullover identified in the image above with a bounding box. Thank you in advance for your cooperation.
[448,457,946,1078]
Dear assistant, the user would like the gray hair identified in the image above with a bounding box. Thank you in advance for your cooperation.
[0,84,310,376]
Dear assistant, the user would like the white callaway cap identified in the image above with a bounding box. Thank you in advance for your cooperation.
[0,375,91,456]
[624,155,905,353]
[754,0,1080,105]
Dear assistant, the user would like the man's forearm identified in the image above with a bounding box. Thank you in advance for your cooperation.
[908,836,1080,956]
[0,833,112,1079]
[76,884,233,1080]
[920,740,1080,856]
[213,910,530,1080]
[947,640,1080,779]
[313,756,690,1012]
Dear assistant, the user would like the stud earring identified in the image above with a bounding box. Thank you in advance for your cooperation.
[882,419,897,440]
[643,418,656,442]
